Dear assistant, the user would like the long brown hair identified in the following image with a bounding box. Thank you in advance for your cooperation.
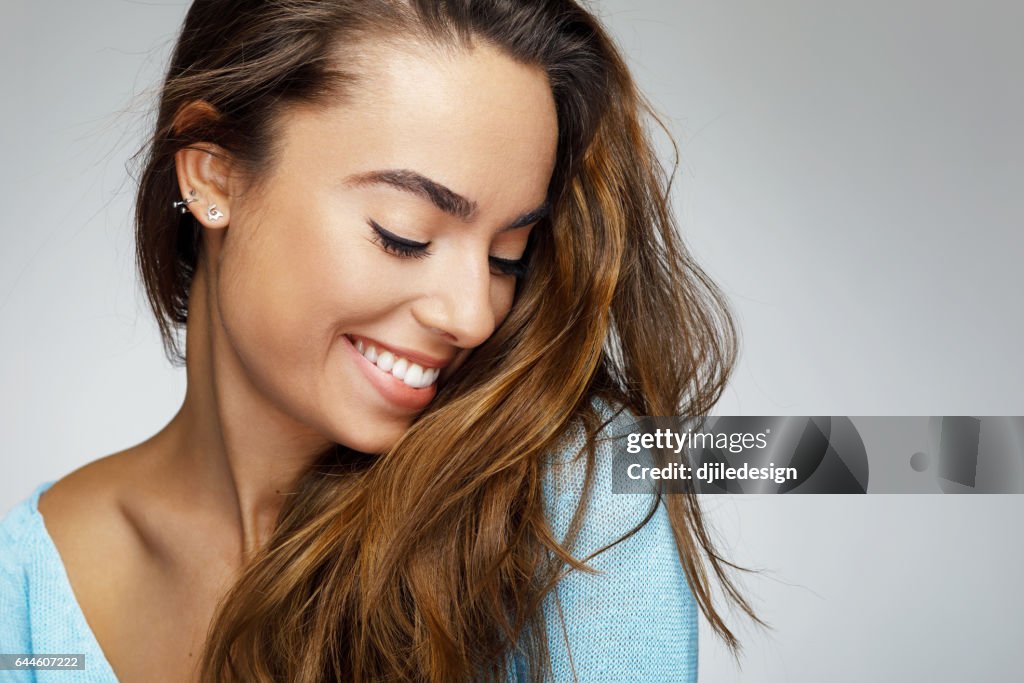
[134,1,763,680]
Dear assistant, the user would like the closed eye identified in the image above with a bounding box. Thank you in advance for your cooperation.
[489,255,528,278]
[367,218,531,278]
[368,219,431,259]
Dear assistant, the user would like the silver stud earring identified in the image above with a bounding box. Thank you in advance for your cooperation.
[206,204,225,222]
[172,188,198,214]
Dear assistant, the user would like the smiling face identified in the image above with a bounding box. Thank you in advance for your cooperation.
[207,40,559,453]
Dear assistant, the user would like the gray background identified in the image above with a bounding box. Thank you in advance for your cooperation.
[2,1,1021,680]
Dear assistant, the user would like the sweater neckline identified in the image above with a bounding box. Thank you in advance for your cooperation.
[28,480,120,680]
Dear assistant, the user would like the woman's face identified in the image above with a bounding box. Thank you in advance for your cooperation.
[212,41,559,453]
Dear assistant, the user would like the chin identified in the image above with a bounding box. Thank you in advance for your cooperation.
[331,417,411,455]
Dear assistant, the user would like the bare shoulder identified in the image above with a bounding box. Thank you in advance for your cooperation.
[37,447,155,625]
[38,448,147,555]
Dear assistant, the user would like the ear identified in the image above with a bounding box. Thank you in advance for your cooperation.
[172,102,234,229]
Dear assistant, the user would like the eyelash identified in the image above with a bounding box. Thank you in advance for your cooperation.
[368,220,529,278]
[369,220,431,259]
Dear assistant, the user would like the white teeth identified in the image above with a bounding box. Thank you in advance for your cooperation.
[377,350,395,372]
[351,336,441,388]
[405,363,423,387]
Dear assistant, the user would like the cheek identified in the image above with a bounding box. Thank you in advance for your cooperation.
[492,279,517,326]
[214,208,369,393]
[220,230,319,345]
[214,203,412,382]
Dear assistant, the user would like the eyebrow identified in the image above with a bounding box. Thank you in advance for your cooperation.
[344,168,550,231]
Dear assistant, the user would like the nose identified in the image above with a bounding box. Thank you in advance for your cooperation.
[412,256,498,349]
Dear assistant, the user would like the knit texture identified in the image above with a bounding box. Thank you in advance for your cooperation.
[525,402,699,682]
[0,405,697,682]
[0,482,116,683]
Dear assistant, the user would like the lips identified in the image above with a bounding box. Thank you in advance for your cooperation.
[349,333,448,364]
[342,334,450,412]
[348,335,441,389]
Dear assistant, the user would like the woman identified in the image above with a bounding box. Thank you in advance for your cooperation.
[0,0,760,680]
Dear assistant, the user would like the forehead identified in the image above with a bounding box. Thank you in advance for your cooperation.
[272,40,559,214]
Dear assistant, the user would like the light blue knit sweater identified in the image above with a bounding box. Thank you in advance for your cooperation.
[0,408,698,682]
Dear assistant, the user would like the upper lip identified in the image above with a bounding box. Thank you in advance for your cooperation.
[347,334,452,370]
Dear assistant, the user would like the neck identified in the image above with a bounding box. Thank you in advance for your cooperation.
[160,262,332,557]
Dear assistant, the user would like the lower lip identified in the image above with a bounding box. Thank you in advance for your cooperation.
[342,335,438,412]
